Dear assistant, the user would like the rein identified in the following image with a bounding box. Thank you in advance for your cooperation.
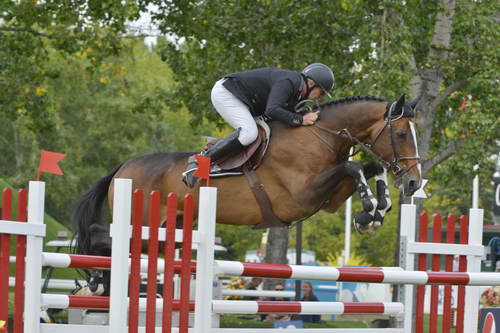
[306,101,420,178]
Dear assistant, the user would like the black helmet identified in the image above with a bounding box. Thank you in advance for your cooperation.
[302,63,335,95]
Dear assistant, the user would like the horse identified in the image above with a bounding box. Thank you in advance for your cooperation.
[73,94,422,262]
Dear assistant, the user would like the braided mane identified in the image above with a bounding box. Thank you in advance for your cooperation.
[313,95,386,111]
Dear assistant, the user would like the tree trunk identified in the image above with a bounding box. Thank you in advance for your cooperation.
[413,0,456,162]
[263,227,289,290]
[392,7,457,324]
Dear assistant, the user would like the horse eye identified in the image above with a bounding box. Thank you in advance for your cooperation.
[396,131,406,138]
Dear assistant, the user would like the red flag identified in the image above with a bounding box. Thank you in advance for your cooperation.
[193,155,211,179]
[37,150,66,180]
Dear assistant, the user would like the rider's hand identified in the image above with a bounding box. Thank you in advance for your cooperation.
[302,111,319,126]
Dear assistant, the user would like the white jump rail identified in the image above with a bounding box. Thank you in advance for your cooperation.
[24,181,46,333]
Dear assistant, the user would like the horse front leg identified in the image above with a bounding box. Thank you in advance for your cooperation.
[354,167,392,234]
[311,161,388,234]
[310,161,381,212]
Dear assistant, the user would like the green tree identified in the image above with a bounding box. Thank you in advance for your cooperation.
[146,0,498,265]
[0,0,146,129]
[1,40,211,224]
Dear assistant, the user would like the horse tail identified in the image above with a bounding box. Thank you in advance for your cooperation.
[72,163,123,255]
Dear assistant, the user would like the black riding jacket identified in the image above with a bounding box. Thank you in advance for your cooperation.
[222,67,305,127]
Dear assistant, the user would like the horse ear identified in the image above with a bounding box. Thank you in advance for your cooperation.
[395,94,405,112]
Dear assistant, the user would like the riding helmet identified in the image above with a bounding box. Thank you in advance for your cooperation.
[302,63,335,94]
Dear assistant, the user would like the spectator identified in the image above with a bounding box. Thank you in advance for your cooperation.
[299,281,321,323]
[265,282,291,322]
[269,282,289,301]
[244,277,263,300]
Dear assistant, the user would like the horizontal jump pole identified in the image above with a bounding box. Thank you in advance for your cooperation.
[217,261,403,280]
[9,277,86,290]
[38,253,393,275]
[216,261,500,286]
[36,252,499,286]
[40,252,196,272]
[212,300,404,316]
[41,294,194,311]
[46,296,400,317]
[12,276,296,297]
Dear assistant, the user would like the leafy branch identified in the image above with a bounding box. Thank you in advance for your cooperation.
[0,27,55,39]
[422,138,466,174]
[430,79,469,110]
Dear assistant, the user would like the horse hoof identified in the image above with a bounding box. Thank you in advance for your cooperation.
[354,211,373,226]
[354,221,370,234]
[354,221,380,235]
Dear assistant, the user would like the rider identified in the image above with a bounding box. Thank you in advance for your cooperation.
[182,63,335,188]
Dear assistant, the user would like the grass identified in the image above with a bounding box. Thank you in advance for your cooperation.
[219,313,457,330]
[220,314,370,328]
[423,313,457,332]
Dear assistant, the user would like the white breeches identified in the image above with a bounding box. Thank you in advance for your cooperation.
[211,79,258,146]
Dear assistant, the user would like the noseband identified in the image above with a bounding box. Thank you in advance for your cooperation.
[306,101,420,178]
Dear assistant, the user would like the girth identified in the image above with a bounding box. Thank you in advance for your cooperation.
[242,164,289,229]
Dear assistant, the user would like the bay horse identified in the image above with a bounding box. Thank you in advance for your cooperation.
[73,94,422,261]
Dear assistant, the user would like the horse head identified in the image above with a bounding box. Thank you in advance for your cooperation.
[369,94,422,196]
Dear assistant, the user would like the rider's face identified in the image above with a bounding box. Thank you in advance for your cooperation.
[305,79,326,101]
[308,86,325,101]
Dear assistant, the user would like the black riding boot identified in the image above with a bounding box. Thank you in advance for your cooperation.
[182,129,244,188]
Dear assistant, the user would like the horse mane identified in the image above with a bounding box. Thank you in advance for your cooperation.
[309,95,415,120]
[315,95,387,111]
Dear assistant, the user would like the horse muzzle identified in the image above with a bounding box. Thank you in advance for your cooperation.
[395,174,422,197]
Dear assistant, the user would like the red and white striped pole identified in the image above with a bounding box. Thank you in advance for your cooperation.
[40,251,195,273]
[39,294,194,312]
[213,261,500,286]
[212,300,404,316]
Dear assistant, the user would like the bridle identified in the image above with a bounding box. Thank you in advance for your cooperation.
[305,101,421,178]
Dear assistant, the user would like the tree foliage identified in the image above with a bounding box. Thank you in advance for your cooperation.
[1,40,209,224]
[147,0,498,264]
[0,0,146,129]
[1,1,498,267]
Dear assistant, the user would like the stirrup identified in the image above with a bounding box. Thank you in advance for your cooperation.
[182,155,200,188]
[182,169,199,188]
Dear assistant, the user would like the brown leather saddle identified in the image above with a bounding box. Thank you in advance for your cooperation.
[203,119,288,229]
[205,124,268,174]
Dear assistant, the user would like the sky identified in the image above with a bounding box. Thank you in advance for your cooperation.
[126,5,159,48]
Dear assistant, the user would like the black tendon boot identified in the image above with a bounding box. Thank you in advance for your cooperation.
[182,129,244,188]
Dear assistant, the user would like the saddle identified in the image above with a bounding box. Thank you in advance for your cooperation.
[204,118,270,176]
[203,118,288,229]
